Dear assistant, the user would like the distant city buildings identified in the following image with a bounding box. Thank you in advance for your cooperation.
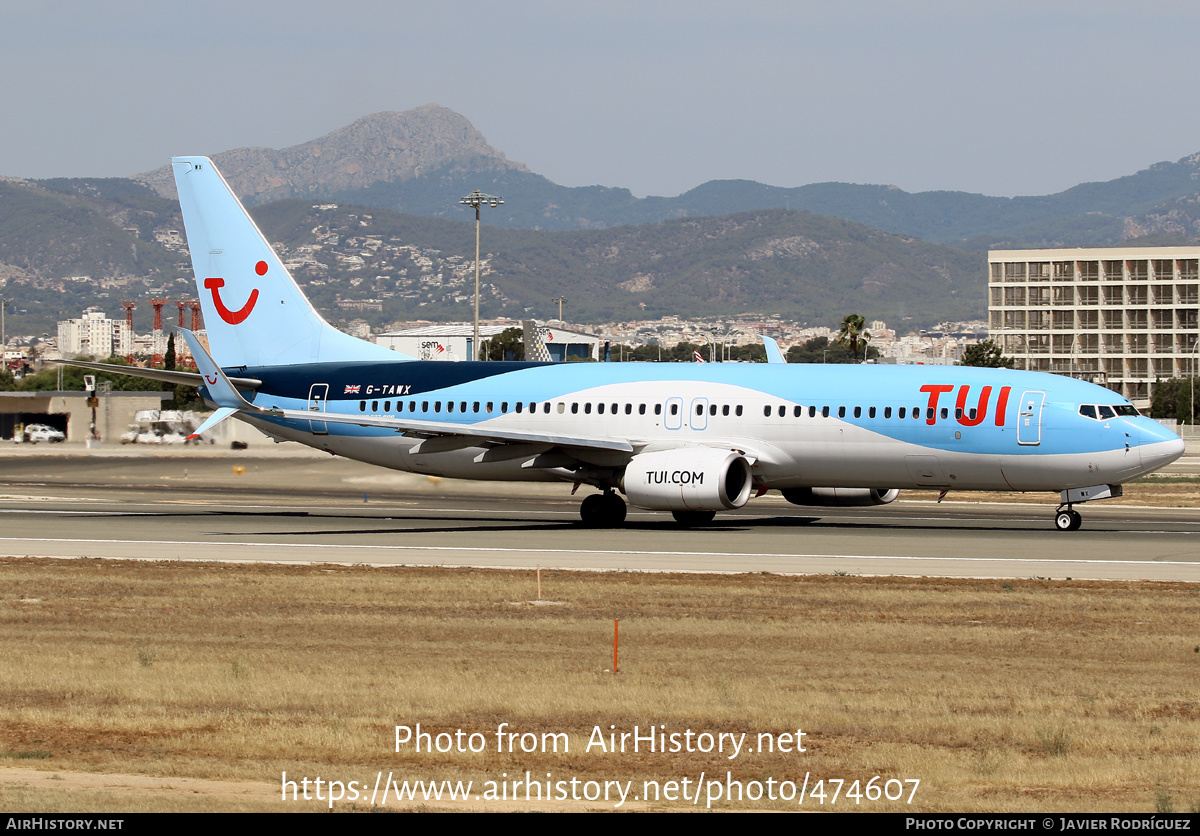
[54,307,193,362]
[57,308,131,359]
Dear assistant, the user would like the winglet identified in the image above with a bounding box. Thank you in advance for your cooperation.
[762,335,786,364]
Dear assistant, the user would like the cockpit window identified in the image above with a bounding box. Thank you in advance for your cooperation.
[1080,403,1140,420]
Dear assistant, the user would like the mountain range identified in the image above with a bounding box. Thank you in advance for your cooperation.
[133,104,1200,247]
[2,104,1199,340]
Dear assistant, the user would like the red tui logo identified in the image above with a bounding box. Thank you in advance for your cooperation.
[204,260,266,324]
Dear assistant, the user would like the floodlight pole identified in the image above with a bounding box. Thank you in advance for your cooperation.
[552,296,566,327]
[460,190,503,360]
[1192,338,1200,429]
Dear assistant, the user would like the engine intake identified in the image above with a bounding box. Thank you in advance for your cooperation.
[623,448,753,511]
[781,487,900,507]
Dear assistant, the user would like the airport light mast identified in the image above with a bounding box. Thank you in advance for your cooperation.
[459,190,504,360]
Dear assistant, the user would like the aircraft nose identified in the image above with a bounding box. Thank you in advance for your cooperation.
[1137,431,1186,475]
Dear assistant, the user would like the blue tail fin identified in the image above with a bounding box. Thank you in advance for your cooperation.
[171,156,410,368]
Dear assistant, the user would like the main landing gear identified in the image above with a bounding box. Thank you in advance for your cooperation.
[671,510,717,527]
[579,491,627,528]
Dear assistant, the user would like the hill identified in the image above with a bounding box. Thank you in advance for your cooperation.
[130,106,1200,247]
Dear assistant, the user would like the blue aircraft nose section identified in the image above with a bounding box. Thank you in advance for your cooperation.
[1135,419,1186,475]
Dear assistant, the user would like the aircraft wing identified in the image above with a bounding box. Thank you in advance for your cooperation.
[258,406,636,453]
[48,358,262,390]
[176,328,633,454]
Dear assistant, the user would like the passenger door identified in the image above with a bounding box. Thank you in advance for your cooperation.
[1017,390,1045,446]
[308,383,330,435]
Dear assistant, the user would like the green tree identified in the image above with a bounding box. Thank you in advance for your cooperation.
[957,339,1015,369]
[480,327,525,361]
[786,336,878,364]
[836,313,871,362]
[1151,377,1196,425]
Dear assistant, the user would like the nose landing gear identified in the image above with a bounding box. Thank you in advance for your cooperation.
[1054,506,1083,531]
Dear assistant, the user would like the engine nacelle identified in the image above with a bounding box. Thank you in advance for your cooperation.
[622,448,753,512]
[781,487,900,507]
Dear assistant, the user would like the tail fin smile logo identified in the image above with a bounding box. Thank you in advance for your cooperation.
[204,260,266,324]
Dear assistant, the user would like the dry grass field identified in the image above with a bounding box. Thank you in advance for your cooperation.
[1,557,1198,812]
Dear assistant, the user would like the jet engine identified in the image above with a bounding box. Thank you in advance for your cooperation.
[781,487,900,507]
[622,448,753,511]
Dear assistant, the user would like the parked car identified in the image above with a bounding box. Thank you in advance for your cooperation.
[25,424,65,443]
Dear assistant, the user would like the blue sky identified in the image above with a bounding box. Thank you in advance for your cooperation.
[4,1,1199,198]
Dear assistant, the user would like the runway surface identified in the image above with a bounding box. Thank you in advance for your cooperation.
[1,451,1198,582]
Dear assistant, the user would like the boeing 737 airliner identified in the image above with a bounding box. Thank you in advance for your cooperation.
[65,157,1186,530]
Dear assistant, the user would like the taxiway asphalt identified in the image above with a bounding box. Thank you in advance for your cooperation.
[0,450,1197,582]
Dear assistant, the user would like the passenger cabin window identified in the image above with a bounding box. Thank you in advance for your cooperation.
[884,407,892,419]
[501,402,508,413]
[763,405,771,417]
[585,403,592,414]
[722,405,730,416]
[853,406,861,418]
[709,404,717,416]
[571,403,579,414]
[898,407,906,419]
[626,404,633,415]
[655,404,662,416]
[777,405,786,417]
[516,402,523,413]
[372,400,379,412]
[736,405,743,416]
[838,406,846,418]
[359,401,366,412]
[869,407,876,418]
[670,403,679,416]
[696,404,704,416]
[447,401,455,413]
[809,406,816,418]
[639,404,647,415]
[598,403,605,415]
[793,406,802,418]
[434,401,441,412]
[821,406,830,418]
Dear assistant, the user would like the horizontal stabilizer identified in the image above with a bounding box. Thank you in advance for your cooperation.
[187,406,239,439]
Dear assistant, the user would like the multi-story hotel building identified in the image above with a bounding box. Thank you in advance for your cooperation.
[988,247,1200,407]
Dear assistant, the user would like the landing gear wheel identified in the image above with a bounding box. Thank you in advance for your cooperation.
[601,492,627,526]
[672,509,717,527]
[1054,509,1083,531]
[579,492,627,528]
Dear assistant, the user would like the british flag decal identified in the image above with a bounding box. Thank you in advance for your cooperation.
[344,384,361,395]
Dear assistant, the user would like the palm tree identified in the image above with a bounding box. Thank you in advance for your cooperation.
[837,313,871,362]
